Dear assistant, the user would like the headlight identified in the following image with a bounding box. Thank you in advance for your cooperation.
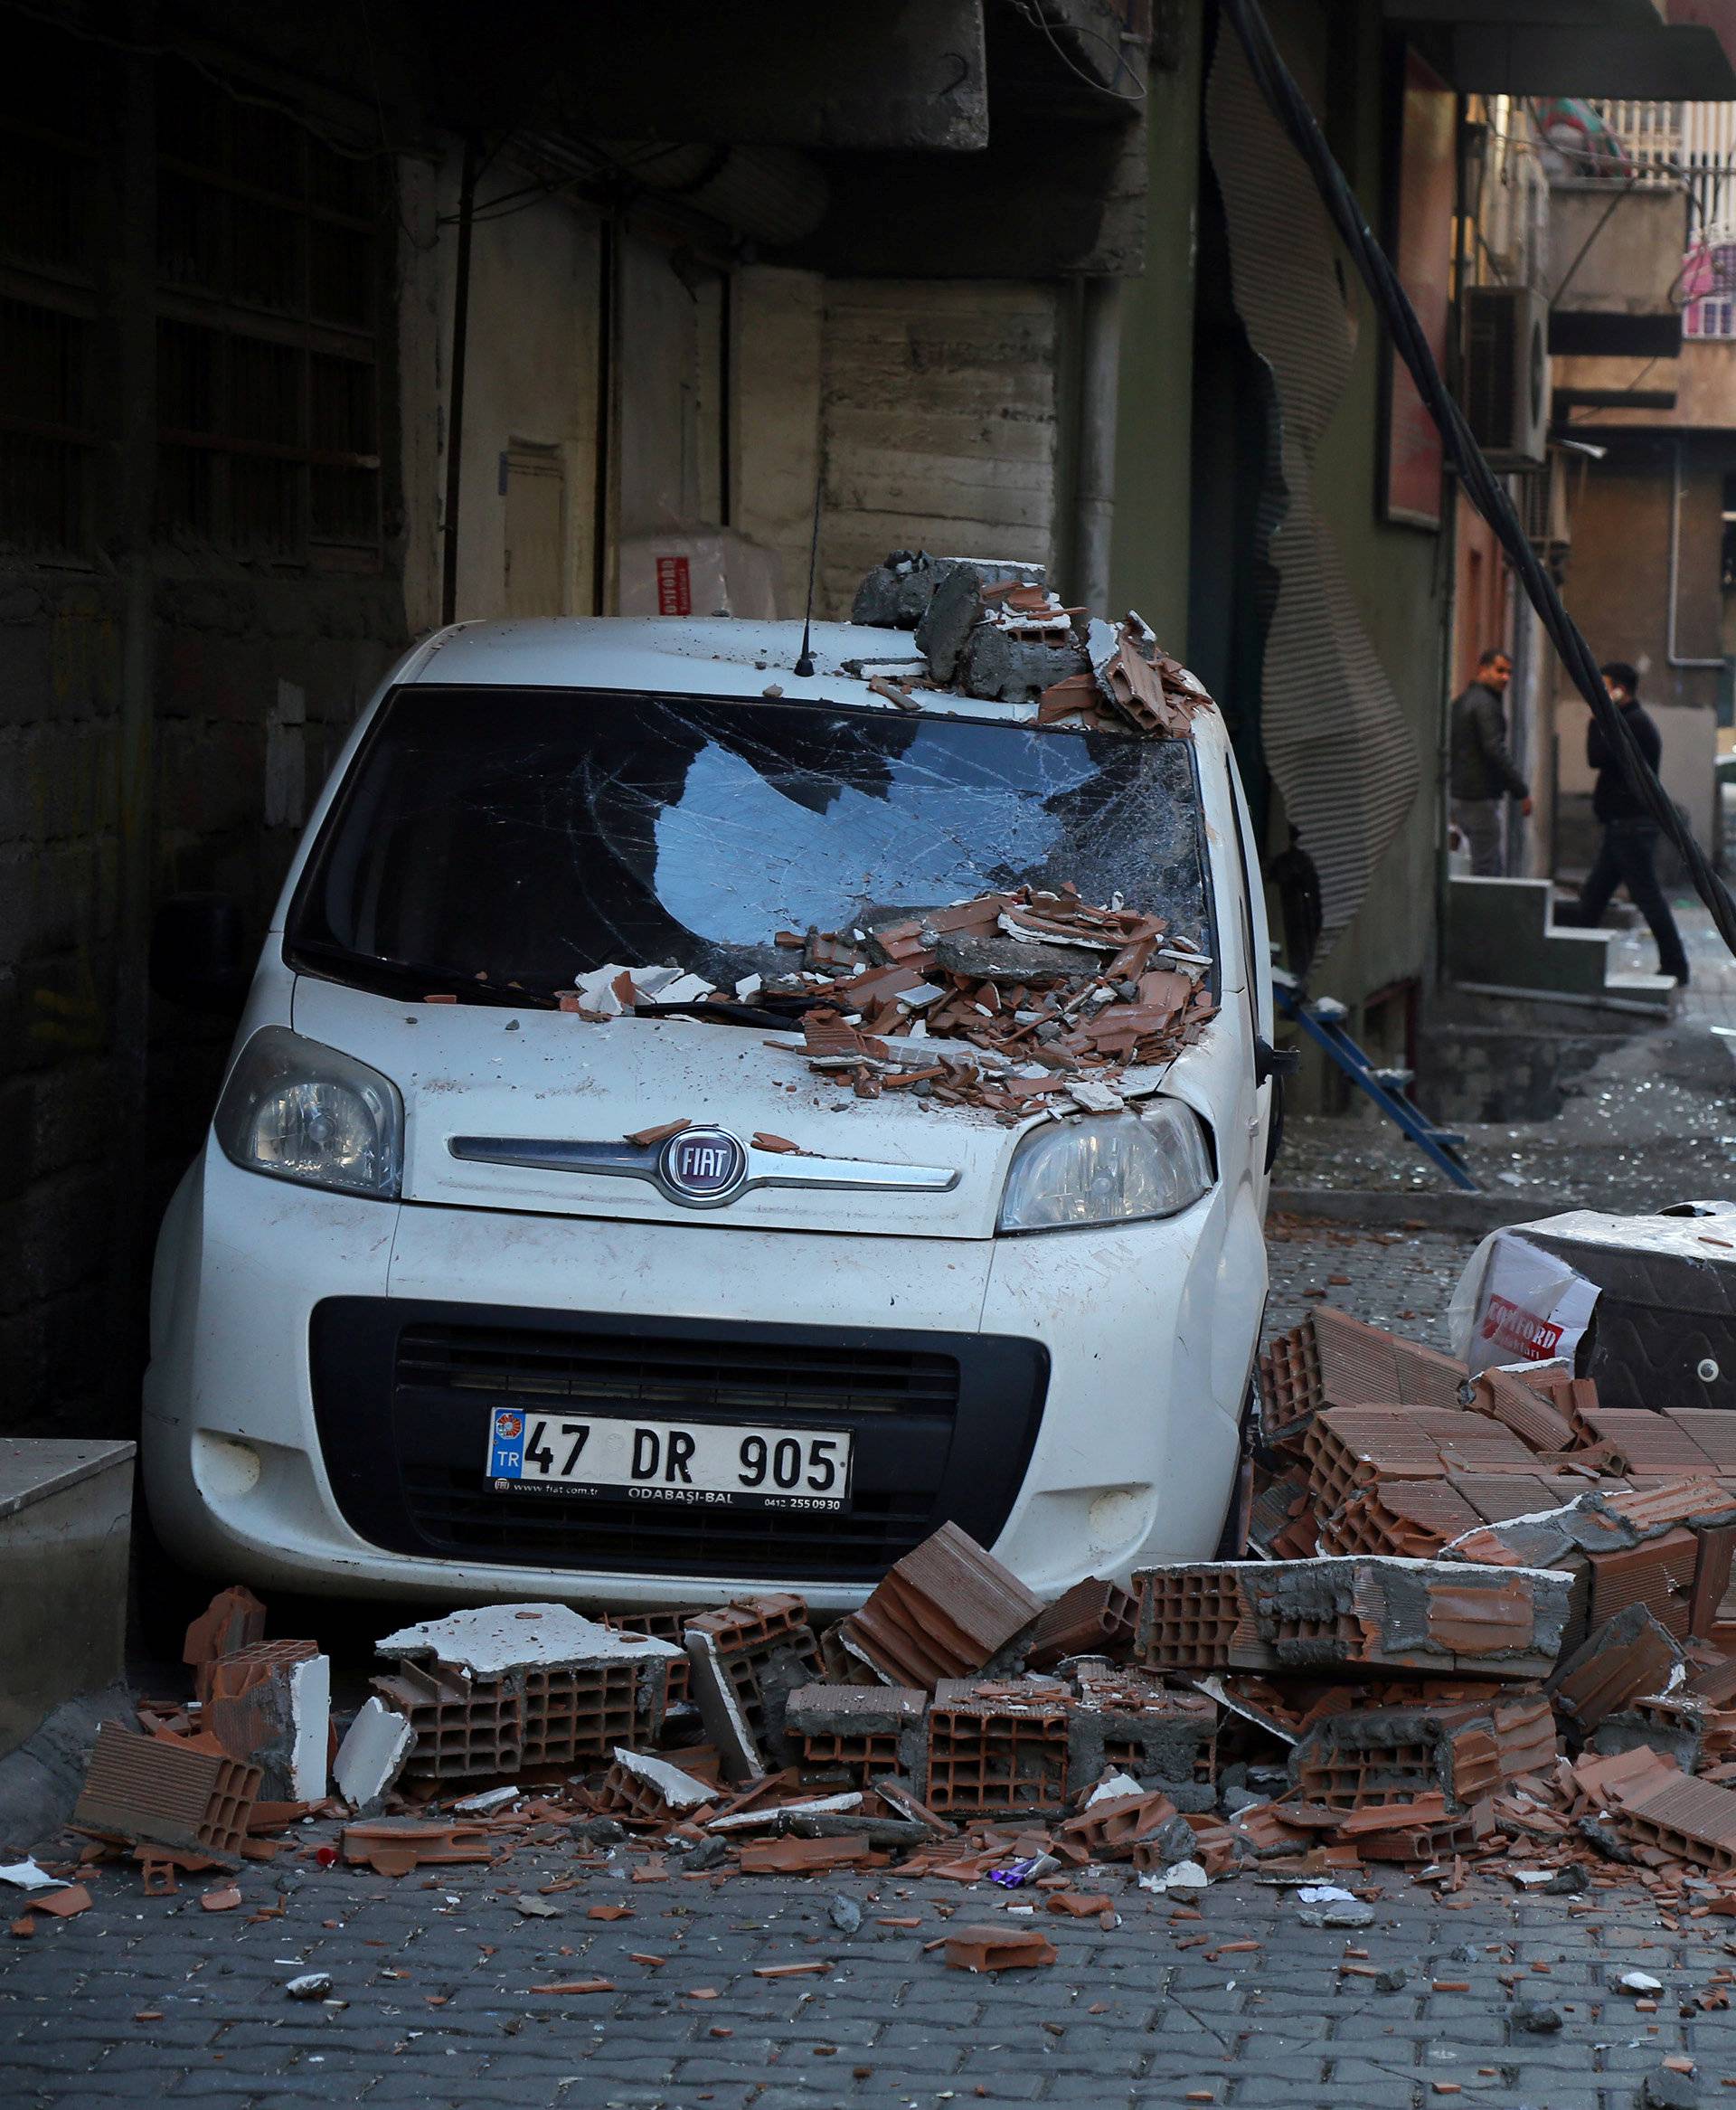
[214,1027,403,1199]
[996,1099,1214,1233]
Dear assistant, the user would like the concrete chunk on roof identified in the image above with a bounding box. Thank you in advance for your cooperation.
[375,1603,680,1679]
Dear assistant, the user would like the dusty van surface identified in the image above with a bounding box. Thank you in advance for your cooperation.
[142,596,1277,1609]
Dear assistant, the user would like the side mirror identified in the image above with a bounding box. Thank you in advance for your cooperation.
[149,892,250,1014]
[1254,1036,1300,1085]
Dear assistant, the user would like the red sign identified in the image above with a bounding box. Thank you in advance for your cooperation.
[656,555,692,617]
[1480,1293,1565,1361]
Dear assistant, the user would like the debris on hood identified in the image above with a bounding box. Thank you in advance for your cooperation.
[771,885,1216,1117]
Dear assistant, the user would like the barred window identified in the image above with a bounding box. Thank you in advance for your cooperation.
[154,54,383,566]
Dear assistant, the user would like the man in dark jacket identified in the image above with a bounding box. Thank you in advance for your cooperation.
[1557,661,1690,985]
[1448,647,1529,875]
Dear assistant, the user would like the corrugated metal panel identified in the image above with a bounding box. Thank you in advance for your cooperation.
[818,281,1059,614]
[1205,36,1422,947]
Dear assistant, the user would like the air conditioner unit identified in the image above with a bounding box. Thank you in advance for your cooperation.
[1519,449,1571,547]
[1518,448,1572,582]
[1463,284,1552,468]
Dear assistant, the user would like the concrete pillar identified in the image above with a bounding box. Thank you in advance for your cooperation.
[1075,276,1124,616]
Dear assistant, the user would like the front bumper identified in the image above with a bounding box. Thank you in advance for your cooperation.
[142,1146,1258,1609]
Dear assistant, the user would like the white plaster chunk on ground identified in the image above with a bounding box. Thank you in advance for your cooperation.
[377,1603,680,1677]
[332,1696,415,1808]
[611,1747,717,1812]
[287,1654,331,1802]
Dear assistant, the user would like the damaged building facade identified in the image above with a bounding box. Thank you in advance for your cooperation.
[8,0,1736,1444]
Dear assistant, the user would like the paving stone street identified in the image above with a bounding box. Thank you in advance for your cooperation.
[11,1215,1731,2110]
[7,1749,1736,2110]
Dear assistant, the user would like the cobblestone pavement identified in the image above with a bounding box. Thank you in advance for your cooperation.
[5,1229,1678,2110]
[6,1831,1736,2110]
[1263,1219,1470,1355]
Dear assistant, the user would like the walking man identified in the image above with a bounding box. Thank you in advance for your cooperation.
[1449,647,1530,875]
[1558,661,1690,986]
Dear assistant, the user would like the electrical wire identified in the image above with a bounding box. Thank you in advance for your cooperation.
[1006,0,1147,103]
[0,0,393,162]
[1222,0,1736,962]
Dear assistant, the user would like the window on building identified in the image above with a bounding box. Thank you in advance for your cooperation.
[154,55,382,566]
[0,16,100,557]
[1722,472,1736,591]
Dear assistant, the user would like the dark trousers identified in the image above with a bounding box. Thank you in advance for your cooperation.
[1561,818,1689,981]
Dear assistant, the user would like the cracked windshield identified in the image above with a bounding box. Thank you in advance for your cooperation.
[286,687,1212,998]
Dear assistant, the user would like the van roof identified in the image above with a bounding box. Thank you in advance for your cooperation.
[399,615,1028,720]
[396,616,1224,749]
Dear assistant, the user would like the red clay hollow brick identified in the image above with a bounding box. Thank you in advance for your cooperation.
[835,1521,1044,1691]
[1026,1578,1138,1670]
[184,1586,268,1702]
[73,1723,259,1858]
[924,1678,1070,1818]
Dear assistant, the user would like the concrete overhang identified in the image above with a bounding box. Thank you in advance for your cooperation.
[1545,184,1692,361]
[1384,0,1736,96]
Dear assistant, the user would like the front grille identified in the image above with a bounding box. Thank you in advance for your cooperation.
[397,1322,959,1419]
[310,1298,1047,1585]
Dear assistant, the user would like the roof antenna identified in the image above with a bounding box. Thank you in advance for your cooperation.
[793,470,822,678]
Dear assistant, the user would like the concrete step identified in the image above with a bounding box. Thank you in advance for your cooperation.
[1446,875,1554,957]
[1448,877,1616,996]
[1603,970,1676,1013]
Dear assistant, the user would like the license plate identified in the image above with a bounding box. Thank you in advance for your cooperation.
[484,1410,853,1510]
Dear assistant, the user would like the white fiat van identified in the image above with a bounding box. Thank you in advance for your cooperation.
[142,614,1280,1611]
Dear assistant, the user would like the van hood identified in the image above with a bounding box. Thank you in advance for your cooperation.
[292,973,1040,1239]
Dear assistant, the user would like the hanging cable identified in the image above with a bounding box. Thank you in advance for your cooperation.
[1222,0,1736,961]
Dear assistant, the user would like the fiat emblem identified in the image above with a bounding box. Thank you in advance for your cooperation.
[658,1125,748,1206]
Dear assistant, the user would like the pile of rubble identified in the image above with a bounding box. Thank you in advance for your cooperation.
[562,883,1217,1121]
[21,1308,1736,1950]
[781,885,1216,1116]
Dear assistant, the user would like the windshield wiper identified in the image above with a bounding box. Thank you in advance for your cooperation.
[289,938,558,1010]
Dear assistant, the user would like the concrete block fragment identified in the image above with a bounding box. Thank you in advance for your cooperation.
[913,562,987,682]
[203,1642,329,1802]
[376,1603,680,1679]
[957,625,1090,704]
[1132,1556,1571,1680]
[1547,1604,1684,1735]
[332,1696,414,1812]
[684,1629,764,1782]
[1066,1661,1216,1811]
[1291,1689,1556,1812]
[784,1681,927,1786]
[851,552,943,629]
